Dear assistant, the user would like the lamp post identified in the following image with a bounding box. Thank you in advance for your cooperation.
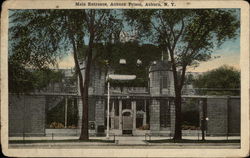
[106,74,136,139]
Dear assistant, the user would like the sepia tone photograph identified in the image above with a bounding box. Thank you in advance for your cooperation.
[1,0,249,157]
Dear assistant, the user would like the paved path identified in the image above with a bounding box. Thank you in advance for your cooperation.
[115,136,147,145]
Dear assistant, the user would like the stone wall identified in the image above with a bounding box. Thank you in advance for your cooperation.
[170,99,175,134]
[9,95,46,136]
[228,98,240,135]
[89,97,96,121]
[95,99,105,130]
[150,99,160,133]
[92,68,105,95]
[207,98,228,135]
[154,97,240,136]
[78,63,105,130]
[206,97,240,136]
[77,97,97,128]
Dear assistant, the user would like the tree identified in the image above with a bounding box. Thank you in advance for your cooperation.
[9,58,36,93]
[9,57,64,93]
[9,9,122,140]
[124,9,239,140]
[193,65,240,95]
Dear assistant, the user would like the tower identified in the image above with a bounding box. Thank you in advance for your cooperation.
[148,60,174,134]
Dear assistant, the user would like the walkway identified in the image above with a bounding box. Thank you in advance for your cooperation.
[115,136,147,145]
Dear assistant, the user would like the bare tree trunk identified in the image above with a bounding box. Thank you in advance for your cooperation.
[69,32,91,140]
[169,50,183,140]
[79,34,94,140]
[79,76,89,140]
[79,76,88,140]
[173,65,186,140]
[174,91,182,140]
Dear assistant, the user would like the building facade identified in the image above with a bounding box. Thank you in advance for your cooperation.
[76,60,240,136]
[8,60,240,137]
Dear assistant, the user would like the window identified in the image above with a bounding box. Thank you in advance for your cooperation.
[162,74,168,88]
[122,100,131,110]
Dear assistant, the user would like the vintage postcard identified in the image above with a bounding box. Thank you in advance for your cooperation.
[1,0,249,157]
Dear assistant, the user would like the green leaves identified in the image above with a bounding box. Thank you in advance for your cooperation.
[125,9,239,68]
[9,9,124,93]
[193,65,240,95]
[8,59,65,93]
[9,60,36,93]
[9,10,68,69]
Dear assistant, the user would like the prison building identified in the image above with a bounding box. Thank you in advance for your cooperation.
[9,61,240,137]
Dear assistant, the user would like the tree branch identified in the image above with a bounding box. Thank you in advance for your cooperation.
[94,12,106,32]
[83,10,90,30]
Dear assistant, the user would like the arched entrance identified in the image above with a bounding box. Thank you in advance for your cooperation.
[122,109,133,134]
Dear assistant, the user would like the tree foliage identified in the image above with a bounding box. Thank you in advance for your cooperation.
[124,9,240,140]
[125,9,239,69]
[9,59,36,93]
[9,58,64,93]
[193,65,240,95]
[9,9,122,140]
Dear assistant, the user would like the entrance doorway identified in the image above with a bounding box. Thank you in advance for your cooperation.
[122,110,133,134]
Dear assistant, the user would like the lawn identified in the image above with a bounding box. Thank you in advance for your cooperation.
[9,139,115,144]
[146,139,240,143]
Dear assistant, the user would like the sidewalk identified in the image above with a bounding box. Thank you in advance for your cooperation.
[9,135,240,148]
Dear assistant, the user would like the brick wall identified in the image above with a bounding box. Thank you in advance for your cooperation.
[9,94,46,136]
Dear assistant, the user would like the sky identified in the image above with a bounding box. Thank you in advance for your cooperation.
[187,37,240,72]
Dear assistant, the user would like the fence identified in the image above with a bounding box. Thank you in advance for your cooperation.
[144,132,240,141]
[9,94,240,139]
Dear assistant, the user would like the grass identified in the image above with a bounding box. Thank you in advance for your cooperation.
[146,139,240,143]
[9,139,115,144]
